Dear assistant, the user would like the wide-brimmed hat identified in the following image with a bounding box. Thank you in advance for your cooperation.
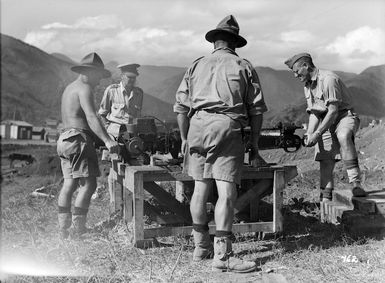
[205,15,247,48]
[71,52,111,78]
[117,63,140,76]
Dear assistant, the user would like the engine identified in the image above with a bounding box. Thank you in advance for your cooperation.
[116,117,181,165]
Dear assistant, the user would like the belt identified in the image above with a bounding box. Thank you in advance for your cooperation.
[60,127,93,137]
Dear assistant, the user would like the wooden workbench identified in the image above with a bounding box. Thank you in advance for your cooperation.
[108,158,297,247]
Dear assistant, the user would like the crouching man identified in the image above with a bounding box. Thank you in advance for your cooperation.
[284,53,367,201]
[57,52,119,239]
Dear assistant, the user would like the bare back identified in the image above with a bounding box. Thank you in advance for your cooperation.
[61,77,92,130]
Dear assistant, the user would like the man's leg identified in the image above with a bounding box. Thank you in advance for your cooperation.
[212,180,256,273]
[190,180,214,261]
[72,176,97,236]
[336,127,366,196]
[58,178,78,239]
[319,159,335,201]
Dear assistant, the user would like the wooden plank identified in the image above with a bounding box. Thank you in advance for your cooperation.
[143,222,275,239]
[143,182,192,223]
[122,165,297,182]
[108,168,116,213]
[273,169,285,232]
[123,185,133,222]
[126,170,144,243]
[234,179,272,214]
[115,179,124,216]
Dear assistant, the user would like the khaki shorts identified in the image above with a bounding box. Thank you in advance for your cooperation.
[186,111,244,184]
[315,111,360,161]
[57,128,100,178]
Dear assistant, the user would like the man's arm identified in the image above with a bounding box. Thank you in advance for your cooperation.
[177,113,189,155]
[98,87,111,126]
[306,103,338,146]
[249,114,267,167]
[78,87,118,151]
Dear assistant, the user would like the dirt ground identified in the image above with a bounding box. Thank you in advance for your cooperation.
[1,124,385,282]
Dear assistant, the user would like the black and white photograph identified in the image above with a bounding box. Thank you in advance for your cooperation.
[1,0,384,282]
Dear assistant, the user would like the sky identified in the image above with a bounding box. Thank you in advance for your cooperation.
[1,0,385,73]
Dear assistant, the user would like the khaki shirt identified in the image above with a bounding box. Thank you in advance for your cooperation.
[174,47,267,127]
[99,82,143,124]
[304,68,353,118]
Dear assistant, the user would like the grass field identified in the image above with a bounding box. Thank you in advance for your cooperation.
[1,125,384,282]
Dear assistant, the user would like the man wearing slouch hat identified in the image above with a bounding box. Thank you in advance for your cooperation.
[57,52,119,239]
[174,15,267,273]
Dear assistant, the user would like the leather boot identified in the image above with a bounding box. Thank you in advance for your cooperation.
[212,236,256,273]
[58,213,72,239]
[72,214,88,237]
[192,230,213,261]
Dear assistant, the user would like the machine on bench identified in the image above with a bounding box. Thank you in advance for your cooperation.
[108,117,304,165]
[105,117,181,165]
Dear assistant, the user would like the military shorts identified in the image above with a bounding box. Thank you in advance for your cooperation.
[186,111,244,185]
[315,111,360,161]
[57,128,100,179]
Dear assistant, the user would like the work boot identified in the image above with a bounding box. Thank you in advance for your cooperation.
[192,230,213,261]
[58,213,72,239]
[212,237,256,273]
[71,214,88,238]
[351,182,367,197]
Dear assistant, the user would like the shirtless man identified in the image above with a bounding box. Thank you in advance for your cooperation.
[57,52,119,239]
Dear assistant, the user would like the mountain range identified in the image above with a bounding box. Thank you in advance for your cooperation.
[1,33,384,127]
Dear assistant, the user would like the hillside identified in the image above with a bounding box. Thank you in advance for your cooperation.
[1,34,77,123]
[1,33,384,126]
[1,34,176,124]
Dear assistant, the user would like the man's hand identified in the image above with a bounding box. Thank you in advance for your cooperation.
[249,149,268,168]
[105,140,120,154]
[304,131,320,147]
[181,139,188,156]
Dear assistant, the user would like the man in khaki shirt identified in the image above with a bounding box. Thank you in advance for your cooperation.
[98,63,143,137]
[284,53,367,201]
[174,15,267,273]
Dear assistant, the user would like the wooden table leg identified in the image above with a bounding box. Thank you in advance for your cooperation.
[126,169,144,245]
[123,185,133,222]
[273,169,285,233]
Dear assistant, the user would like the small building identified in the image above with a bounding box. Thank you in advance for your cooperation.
[1,120,33,139]
[32,126,46,140]
[0,122,11,139]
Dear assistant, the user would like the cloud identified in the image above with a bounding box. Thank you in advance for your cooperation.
[24,30,58,47]
[23,15,208,66]
[280,30,315,44]
[42,23,71,29]
[326,26,385,58]
[41,15,123,31]
[322,26,385,72]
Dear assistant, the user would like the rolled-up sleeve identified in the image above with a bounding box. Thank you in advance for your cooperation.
[246,67,268,116]
[98,87,111,117]
[324,76,342,106]
[173,70,190,114]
